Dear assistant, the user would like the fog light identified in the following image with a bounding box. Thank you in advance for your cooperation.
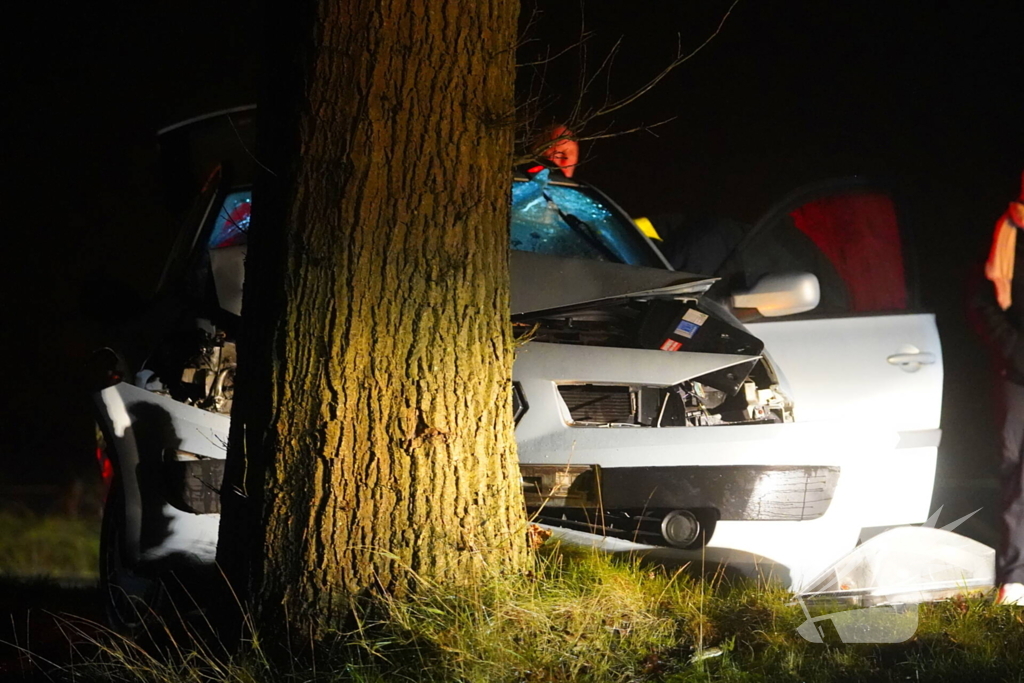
[661,509,700,548]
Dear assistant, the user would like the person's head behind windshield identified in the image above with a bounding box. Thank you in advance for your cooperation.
[534,124,579,178]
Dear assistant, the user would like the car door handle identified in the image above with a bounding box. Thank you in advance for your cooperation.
[887,352,936,372]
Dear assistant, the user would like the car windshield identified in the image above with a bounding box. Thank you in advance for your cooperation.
[206,178,664,268]
[510,173,662,267]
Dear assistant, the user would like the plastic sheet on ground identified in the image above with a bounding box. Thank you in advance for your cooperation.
[797,526,995,607]
[541,523,995,605]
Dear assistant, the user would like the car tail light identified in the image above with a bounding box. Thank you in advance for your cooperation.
[95,443,114,485]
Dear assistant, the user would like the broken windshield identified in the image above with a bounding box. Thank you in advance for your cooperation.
[205,177,663,269]
[510,173,663,268]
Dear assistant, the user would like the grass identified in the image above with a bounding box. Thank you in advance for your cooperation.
[0,511,100,579]
[13,540,1023,683]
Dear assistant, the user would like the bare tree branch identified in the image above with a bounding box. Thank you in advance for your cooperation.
[584,35,622,108]
[595,0,739,117]
[515,1,739,167]
[574,117,677,143]
[517,34,594,67]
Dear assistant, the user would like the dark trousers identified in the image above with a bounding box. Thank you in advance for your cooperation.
[999,380,1024,583]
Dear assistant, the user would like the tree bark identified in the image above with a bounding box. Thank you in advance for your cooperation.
[218,0,525,633]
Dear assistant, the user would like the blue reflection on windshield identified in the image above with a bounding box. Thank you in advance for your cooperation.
[208,179,652,267]
[510,174,647,265]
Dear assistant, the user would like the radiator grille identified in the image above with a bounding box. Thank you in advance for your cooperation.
[558,385,634,423]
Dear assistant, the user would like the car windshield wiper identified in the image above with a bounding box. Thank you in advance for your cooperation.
[542,191,622,263]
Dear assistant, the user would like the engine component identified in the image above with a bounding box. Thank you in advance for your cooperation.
[179,334,235,414]
[146,321,237,414]
[555,363,791,429]
[639,300,765,394]
[558,384,635,424]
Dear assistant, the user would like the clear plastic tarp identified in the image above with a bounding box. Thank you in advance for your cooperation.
[797,526,995,607]
[540,521,994,607]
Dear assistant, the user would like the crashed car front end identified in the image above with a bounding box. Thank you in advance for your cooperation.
[93,112,942,607]
[508,251,842,554]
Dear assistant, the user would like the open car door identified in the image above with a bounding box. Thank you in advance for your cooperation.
[732,179,942,532]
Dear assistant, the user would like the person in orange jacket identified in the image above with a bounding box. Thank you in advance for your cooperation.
[975,171,1024,605]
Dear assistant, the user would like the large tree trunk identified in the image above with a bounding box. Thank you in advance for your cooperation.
[218,0,525,632]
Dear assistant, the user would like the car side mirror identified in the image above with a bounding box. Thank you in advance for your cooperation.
[730,272,820,318]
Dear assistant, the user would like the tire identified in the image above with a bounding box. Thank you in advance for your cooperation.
[99,480,165,635]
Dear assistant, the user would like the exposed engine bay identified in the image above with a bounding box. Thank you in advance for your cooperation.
[555,370,791,429]
[141,319,236,415]
[514,294,793,429]
[120,248,795,556]
[512,290,797,549]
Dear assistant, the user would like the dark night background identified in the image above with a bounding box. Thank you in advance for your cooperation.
[4,1,1022,541]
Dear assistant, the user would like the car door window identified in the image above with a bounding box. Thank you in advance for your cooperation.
[721,179,913,317]
[787,191,907,313]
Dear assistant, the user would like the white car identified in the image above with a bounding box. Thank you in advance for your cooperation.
[93,109,942,629]
[511,176,941,591]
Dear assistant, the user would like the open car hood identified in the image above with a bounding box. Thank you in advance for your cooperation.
[510,251,716,316]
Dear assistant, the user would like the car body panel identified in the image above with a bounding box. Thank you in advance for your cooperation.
[746,314,942,431]
[95,383,227,566]
[747,312,943,528]
[510,250,713,316]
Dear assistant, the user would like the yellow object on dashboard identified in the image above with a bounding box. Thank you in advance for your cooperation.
[633,217,662,241]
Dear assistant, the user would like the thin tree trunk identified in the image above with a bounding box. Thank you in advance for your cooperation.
[219,0,525,632]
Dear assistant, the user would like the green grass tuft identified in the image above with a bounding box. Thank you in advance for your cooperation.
[18,540,1024,682]
[0,512,100,579]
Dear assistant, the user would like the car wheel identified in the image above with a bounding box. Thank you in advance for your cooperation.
[99,481,165,634]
